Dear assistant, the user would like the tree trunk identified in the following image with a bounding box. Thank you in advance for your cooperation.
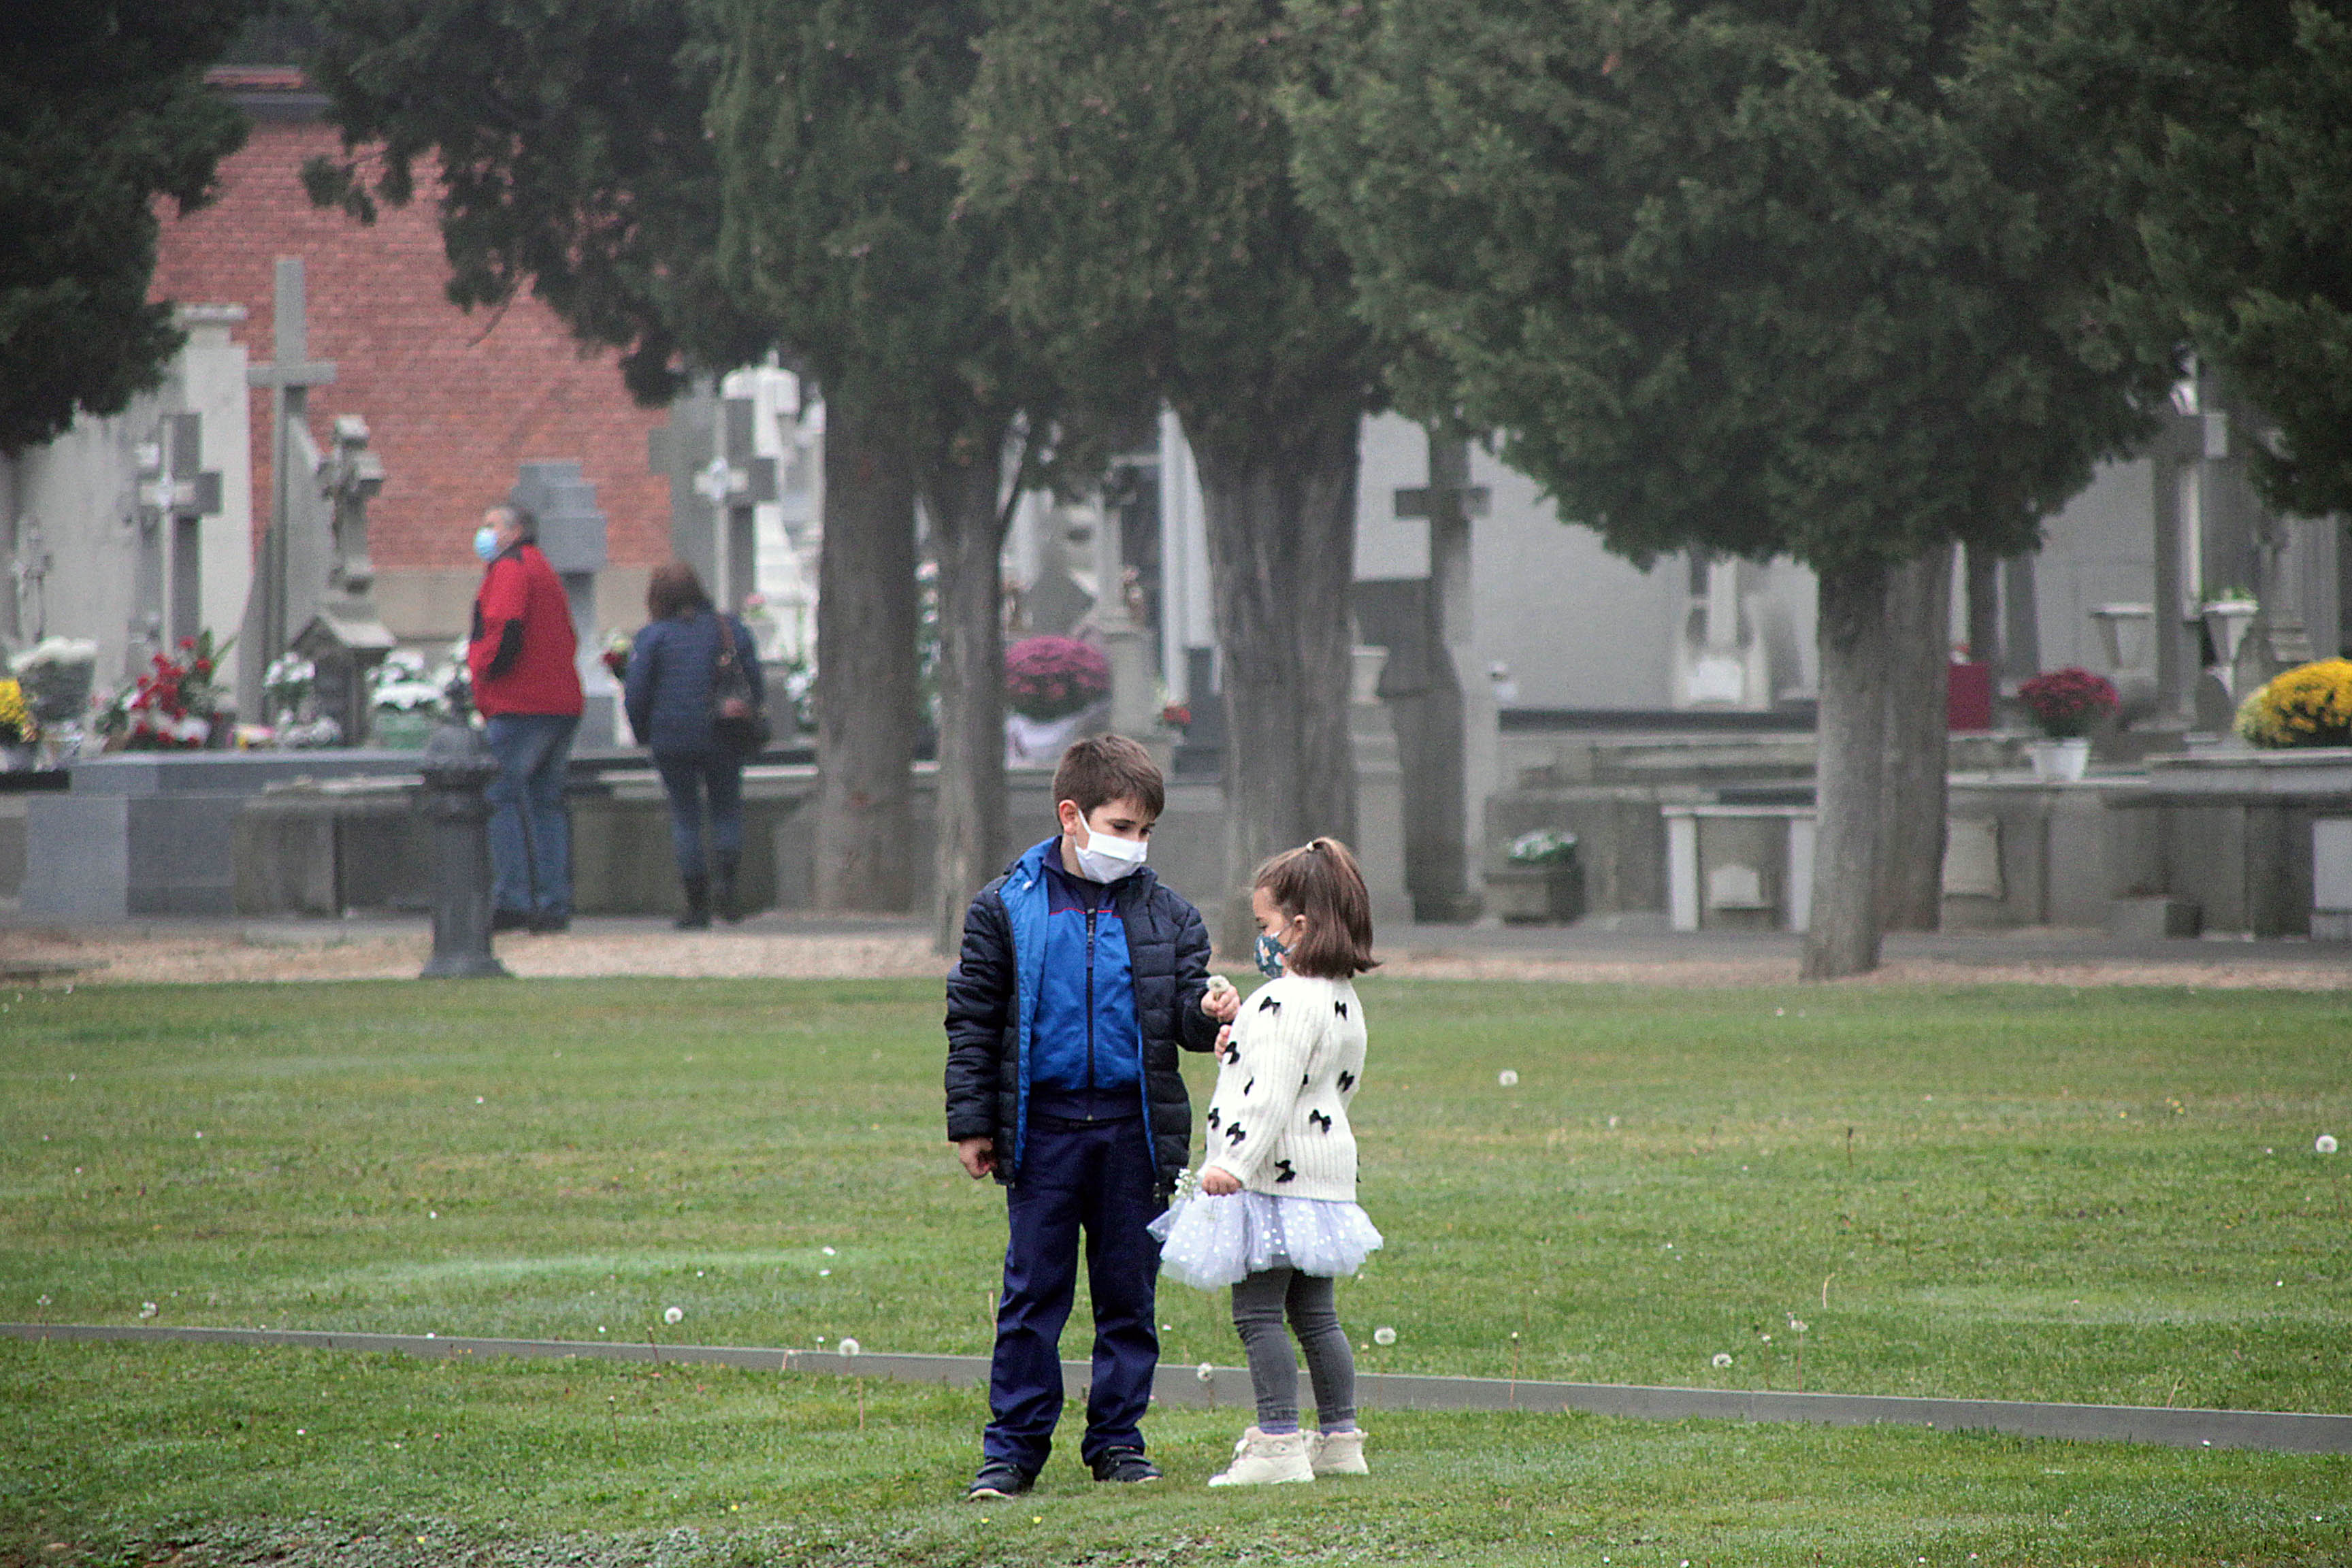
[1190,401,1360,951]
[924,433,1011,953]
[1877,549,1952,932]
[1802,557,1893,979]
[813,394,919,913]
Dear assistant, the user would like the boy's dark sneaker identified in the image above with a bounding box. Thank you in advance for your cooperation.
[964,1461,1034,1501]
[1090,1448,1162,1484]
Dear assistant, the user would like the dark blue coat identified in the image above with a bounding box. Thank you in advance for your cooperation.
[945,838,1221,1194]
[623,608,764,755]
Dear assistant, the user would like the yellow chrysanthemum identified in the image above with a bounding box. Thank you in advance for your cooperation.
[2240,659,2352,748]
[0,678,32,743]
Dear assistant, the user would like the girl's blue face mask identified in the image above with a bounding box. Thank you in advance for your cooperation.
[473,525,502,563]
[1254,931,1288,979]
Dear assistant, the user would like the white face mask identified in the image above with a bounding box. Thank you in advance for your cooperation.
[1071,822,1148,883]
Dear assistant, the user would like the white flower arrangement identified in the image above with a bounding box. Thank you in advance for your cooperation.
[371,679,446,715]
[1507,828,1578,866]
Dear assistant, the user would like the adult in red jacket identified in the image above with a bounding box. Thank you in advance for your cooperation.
[467,503,585,932]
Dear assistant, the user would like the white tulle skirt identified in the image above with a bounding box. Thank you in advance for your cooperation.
[1149,1190,1384,1290]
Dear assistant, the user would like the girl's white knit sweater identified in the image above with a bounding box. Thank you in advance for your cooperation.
[1199,973,1367,1203]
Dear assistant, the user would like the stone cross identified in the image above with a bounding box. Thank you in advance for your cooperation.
[318,414,385,596]
[651,382,774,612]
[1388,435,1491,921]
[8,515,50,643]
[132,412,225,662]
[243,257,337,718]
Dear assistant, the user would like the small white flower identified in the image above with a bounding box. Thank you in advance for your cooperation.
[1372,1326,1397,1346]
[1788,1318,1808,1335]
[428,1211,438,1219]
[819,1268,832,1277]
[1497,1070,1519,1087]
[139,1302,158,1319]
[664,1306,683,1325]
[2318,1134,2338,1155]
[821,1246,837,1256]
[1195,1362,1215,1382]
[37,1294,50,1307]
[1607,1115,1620,1128]
[1712,1352,1733,1369]
[837,1337,861,1356]
[475,1097,485,1105]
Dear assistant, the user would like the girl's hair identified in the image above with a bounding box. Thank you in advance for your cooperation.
[647,559,710,621]
[1254,837,1379,979]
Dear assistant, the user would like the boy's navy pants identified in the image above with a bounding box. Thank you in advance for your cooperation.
[983,1115,1163,1472]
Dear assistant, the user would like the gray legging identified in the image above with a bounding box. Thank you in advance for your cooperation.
[1230,1267,1357,1431]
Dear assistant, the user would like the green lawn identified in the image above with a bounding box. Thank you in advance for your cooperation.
[3,976,2347,1564]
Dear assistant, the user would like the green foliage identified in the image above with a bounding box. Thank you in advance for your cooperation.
[0,0,255,454]
[299,0,772,405]
[956,0,1384,465]
[1285,0,2172,570]
[708,0,1038,455]
[2019,0,2352,515]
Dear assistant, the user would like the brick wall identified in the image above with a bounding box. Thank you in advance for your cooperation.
[147,86,674,607]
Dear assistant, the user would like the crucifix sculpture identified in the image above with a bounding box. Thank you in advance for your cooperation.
[132,412,225,664]
[244,257,338,714]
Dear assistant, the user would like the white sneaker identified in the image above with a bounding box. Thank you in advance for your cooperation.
[1309,1427,1369,1475]
[1206,1426,1314,1486]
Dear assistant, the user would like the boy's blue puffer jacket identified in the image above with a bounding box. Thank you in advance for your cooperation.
[945,837,1221,1194]
[623,606,764,755]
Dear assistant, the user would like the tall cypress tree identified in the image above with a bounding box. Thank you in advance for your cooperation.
[1,0,256,454]
[1287,0,2170,974]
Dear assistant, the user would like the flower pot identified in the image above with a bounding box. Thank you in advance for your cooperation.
[2029,737,2091,783]
[371,708,440,751]
[1487,862,1585,924]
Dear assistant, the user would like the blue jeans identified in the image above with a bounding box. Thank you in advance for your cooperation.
[484,713,578,917]
[653,749,745,879]
[984,1117,1164,1473]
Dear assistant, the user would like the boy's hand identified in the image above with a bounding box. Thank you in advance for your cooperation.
[1202,975,1240,1023]
[955,1137,996,1179]
[1198,1165,1243,1196]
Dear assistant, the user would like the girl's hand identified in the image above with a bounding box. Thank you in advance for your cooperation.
[1213,1024,1232,1054]
[1202,975,1240,1022]
[1198,1165,1243,1196]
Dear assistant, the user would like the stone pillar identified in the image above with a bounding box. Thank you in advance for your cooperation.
[1094,482,1167,770]
[416,705,509,979]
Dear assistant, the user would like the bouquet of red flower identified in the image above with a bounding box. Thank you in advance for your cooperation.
[107,631,233,750]
[1004,635,1111,721]
[2017,666,2118,739]
[602,632,632,680]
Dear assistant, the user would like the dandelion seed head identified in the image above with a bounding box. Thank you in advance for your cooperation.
[1497,1070,1519,1087]
[2318,1134,2338,1154]
[838,1337,861,1356]
[1373,1326,1397,1346]
[1712,1352,1733,1368]
[664,1306,683,1325]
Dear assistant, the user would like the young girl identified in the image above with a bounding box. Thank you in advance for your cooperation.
[1152,837,1382,1485]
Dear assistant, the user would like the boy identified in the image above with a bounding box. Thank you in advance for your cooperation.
[945,735,1240,1498]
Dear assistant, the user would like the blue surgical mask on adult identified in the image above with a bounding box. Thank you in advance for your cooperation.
[1254,932,1288,979]
[473,525,502,563]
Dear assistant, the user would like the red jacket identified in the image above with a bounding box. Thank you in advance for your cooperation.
[468,543,585,717]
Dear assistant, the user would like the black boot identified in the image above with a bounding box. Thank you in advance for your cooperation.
[675,873,711,930]
[713,851,742,924]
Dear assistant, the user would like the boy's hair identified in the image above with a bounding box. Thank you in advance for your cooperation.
[1254,837,1380,979]
[1052,734,1165,821]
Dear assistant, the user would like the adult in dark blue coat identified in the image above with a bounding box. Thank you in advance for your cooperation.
[623,561,766,928]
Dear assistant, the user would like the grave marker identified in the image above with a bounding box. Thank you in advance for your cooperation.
[242,258,338,719]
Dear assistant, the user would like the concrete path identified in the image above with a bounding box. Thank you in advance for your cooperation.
[7,1322,2345,1455]
[1,908,2346,985]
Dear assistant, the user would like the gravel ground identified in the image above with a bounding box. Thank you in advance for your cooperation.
[3,922,2348,990]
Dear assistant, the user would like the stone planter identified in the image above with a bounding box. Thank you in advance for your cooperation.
[1487,861,1584,924]
[2028,737,2091,783]
[3,742,36,772]
[370,708,440,751]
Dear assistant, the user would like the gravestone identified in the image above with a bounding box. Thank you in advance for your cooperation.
[650,382,775,612]
[291,415,395,744]
[241,257,338,721]
[131,413,225,668]
[1385,434,1489,921]
[509,459,615,745]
